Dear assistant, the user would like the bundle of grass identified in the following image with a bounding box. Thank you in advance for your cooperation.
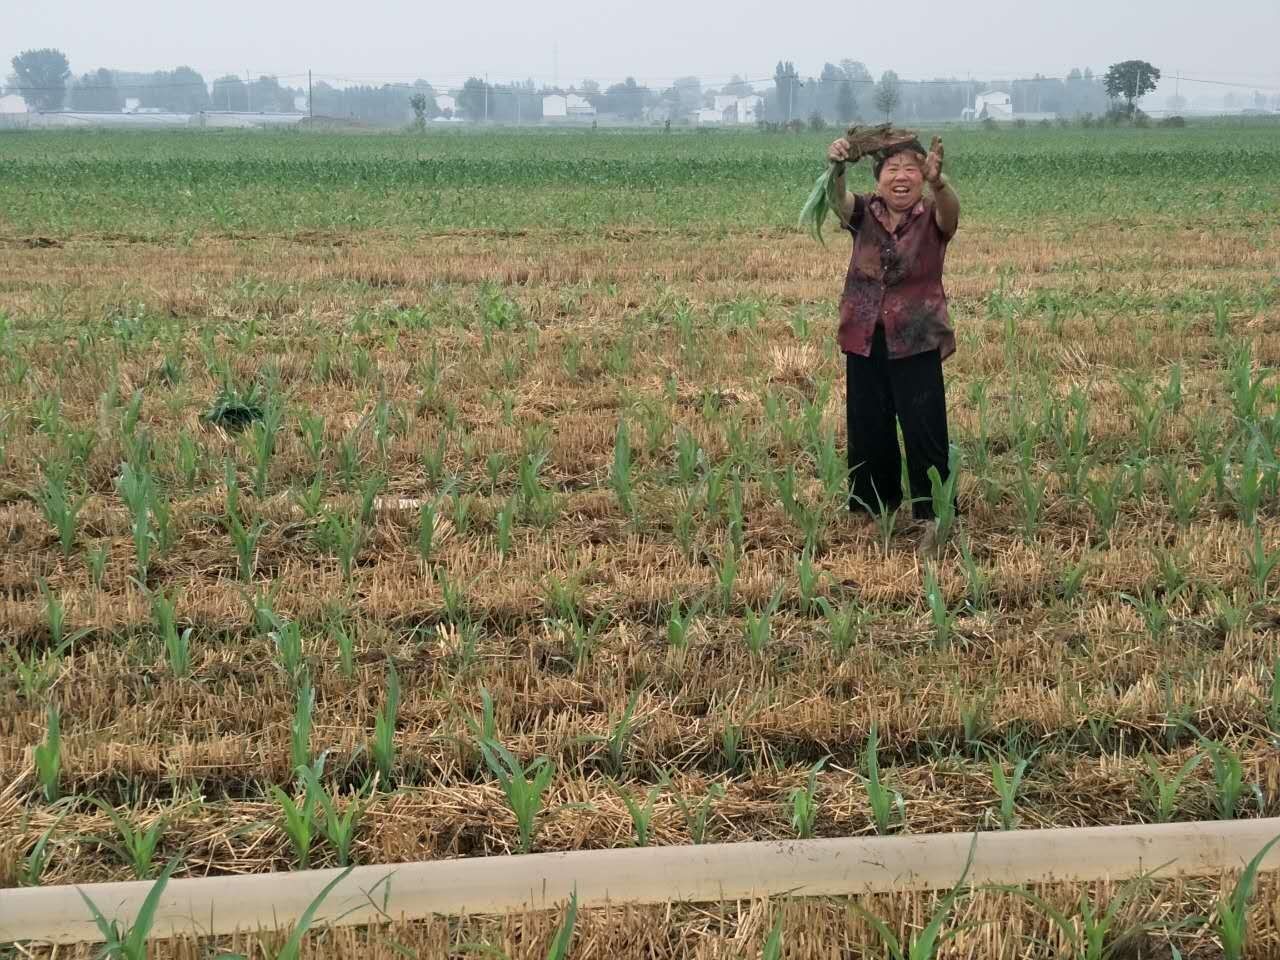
[799,123,917,244]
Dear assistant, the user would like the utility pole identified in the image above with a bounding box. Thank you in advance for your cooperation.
[308,69,313,118]
[484,73,489,123]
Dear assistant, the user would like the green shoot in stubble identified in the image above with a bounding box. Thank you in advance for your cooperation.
[39,579,90,654]
[416,498,437,563]
[1199,735,1254,821]
[994,868,1165,960]
[479,738,555,854]
[372,659,400,788]
[925,444,961,549]
[1246,526,1280,600]
[91,799,166,879]
[665,596,699,665]
[271,766,318,869]
[291,674,315,773]
[1215,834,1280,960]
[35,458,88,557]
[861,724,904,835]
[611,417,635,516]
[814,596,865,658]
[989,756,1028,830]
[851,832,979,960]
[465,686,499,745]
[762,911,785,960]
[495,494,517,557]
[654,767,723,844]
[329,616,355,680]
[270,619,305,683]
[602,686,644,775]
[226,503,265,582]
[743,587,783,656]
[34,703,61,803]
[607,778,662,847]
[794,549,823,615]
[1235,435,1264,527]
[853,488,902,559]
[1141,750,1203,823]
[152,591,193,678]
[299,763,368,867]
[78,857,181,960]
[715,544,739,611]
[1084,471,1125,545]
[19,804,72,886]
[721,722,743,773]
[218,864,356,960]
[922,565,954,647]
[956,534,990,610]
[789,756,827,839]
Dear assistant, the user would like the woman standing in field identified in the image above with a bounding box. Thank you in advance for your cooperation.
[824,132,959,548]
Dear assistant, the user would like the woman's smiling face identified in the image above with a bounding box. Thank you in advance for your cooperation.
[877,152,925,212]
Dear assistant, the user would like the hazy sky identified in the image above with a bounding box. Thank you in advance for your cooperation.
[11,0,1280,95]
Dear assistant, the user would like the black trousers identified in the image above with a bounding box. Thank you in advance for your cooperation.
[846,327,952,521]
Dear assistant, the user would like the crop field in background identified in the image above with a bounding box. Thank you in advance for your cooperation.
[1,124,1279,958]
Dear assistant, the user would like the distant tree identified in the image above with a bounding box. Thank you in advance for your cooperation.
[409,92,428,128]
[457,77,487,120]
[11,48,70,111]
[604,77,647,120]
[773,60,799,121]
[68,69,124,112]
[722,74,751,97]
[165,67,211,112]
[1103,60,1160,116]
[248,75,297,112]
[578,78,603,109]
[835,79,857,121]
[874,70,901,120]
[211,74,249,111]
[670,76,702,113]
[841,60,873,85]
[818,62,844,120]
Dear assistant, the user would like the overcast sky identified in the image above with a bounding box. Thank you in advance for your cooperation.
[11,0,1280,96]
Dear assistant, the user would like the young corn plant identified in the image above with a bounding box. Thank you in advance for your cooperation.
[479,738,555,854]
[611,418,635,517]
[372,659,400,787]
[815,597,867,657]
[116,460,154,582]
[926,445,961,549]
[789,757,827,839]
[35,460,88,557]
[996,872,1160,960]
[219,865,355,960]
[990,756,1029,830]
[19,809,70,886]
[743,589,782,656]
[603,687,644,775]
[270,770,318,869]
[1215,834,1280,960]
[851,833,978,960]
[923,565,955,647]
[666,597,698,665]
[270,619,306,683]
[152,592,193,678]
[656,768,723,844]
[78,858,180,960]
[34,703,61,803]
[1201,737,1253,821]
[300,763,367,867]
[1141,750,1203,823]
[608,779,662,847]
[794,549,824,615]
[225,506,265,583]
[291,675,315,774]
[957,534,991,610]
[861,724,904,835]
[1245,527,1280,600]
[854,488,902,559]
[92,800,166,880]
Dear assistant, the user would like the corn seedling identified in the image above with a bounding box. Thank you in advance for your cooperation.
[995,871,1161,960]
[612,418,635,516]
[40,580,91,653]
[789,756,827,839]
[666,597,698,662]
[87,542,108,588]
[717,547,738,611]
[1119,589,1173,643]
[1215,834,1280,960]
[116,461,154,580]
[1014,461,1045,540]
[926,445,961,549]
[372,659,400,787]
[300,763,367,867]
[291,675,316,773]
[656,768,723,844]
[815,596,865,657]
[35,460,88,557]
[861,724,904,835]
[608,779,662,846]
[226,506,265,582]
[1141,750,1203,823]
[721,723,744,773]
[990,756,1028,830]
[152,592,193,678]
[1246,527,1280,600]
[34,703,61,803]
[271,619,306,682]
[762,912,785,960]
[955,534,991,610]
[743,589,782,656]
[1235,436,1264,527]
[923,565,954,646]
[479,738,555,854]
[78,858,180,960]
[92,800,166,879]
[270,770,318,868]
[1201,736,1251,820]
[601,686,644,775]
[465,685,499,744]
[794,549,823,615]
[329,617,355,679]
[854,488,902,558]
[1058,553,1091,603]
[219,864,355,960]
[851,832,978,960]
[315,509,366,581]
[1085,472,1125,544]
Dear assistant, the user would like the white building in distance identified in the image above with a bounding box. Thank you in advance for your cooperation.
[963,91,1014,121]
[543,93,596,119]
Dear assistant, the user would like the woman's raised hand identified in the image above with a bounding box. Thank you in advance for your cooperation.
[827,138,853,166]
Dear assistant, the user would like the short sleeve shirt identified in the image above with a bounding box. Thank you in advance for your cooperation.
[837,193,956,361]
